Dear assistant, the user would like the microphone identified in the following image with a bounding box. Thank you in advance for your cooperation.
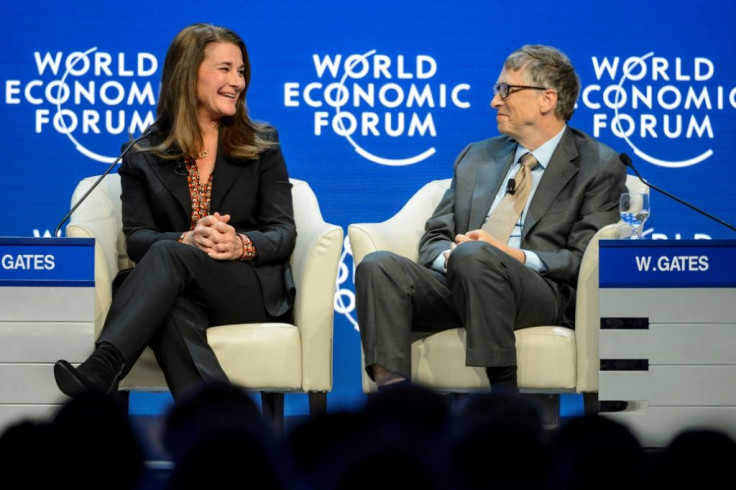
[174,161,187,176]
[619,153,736,233]
[53,125,159,237]
[506,178,516,195]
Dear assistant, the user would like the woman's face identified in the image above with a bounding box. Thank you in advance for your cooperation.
[196,42,245,126]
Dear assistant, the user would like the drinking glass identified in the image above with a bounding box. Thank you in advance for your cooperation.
[619,193,650,239]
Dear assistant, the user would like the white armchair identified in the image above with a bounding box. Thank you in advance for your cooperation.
[348,176,644,414]
[64,173,343,428]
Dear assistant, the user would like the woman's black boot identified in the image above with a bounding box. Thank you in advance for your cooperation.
[54,342,125,397]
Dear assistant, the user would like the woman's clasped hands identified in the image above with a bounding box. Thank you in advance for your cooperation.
[182,212,244,260]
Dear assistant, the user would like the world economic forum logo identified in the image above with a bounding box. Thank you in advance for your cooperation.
[284,50,471,166]
[5,47,158,163]
[581,52,726,168]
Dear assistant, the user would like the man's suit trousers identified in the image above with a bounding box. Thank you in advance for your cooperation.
[355,241,565,381]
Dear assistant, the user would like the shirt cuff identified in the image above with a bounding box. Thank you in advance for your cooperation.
[431,250,450,272]
[523,250,547,273]
[238,233,257,261]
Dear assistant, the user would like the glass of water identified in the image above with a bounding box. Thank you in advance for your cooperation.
[619,193,650,239]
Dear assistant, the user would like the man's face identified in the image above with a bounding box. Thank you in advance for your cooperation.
[490,67,545,140]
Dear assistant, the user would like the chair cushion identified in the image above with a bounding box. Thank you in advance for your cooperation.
[209,323,302,390]
[119,323,302,391]
[412,326,576,391]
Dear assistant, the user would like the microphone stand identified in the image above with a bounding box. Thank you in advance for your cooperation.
[620,154,736,234]
[53,126,158,238]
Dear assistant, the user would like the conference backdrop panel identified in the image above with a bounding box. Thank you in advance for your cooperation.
[2,0,734,412]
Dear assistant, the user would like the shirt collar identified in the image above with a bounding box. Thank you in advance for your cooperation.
[513,125,567,170]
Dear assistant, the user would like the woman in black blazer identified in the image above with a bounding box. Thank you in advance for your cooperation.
[54,23,296,400]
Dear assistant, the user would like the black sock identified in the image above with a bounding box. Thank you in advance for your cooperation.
[485,366,518,393]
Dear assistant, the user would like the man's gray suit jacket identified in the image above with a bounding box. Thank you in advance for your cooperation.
[418,126,627,326]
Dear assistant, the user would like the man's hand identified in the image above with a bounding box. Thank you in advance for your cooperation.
[453,229,526,264]
[455,229,502,246]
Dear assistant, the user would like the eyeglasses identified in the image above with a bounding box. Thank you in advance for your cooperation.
[493,82,547,99]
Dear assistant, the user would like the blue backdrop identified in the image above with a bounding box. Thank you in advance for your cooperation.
[2,0,735,415]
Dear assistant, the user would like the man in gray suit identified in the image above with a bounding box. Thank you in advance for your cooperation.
[355,44,627,392]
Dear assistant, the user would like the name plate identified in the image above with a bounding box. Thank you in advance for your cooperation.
[0,237,94,287]
[599,239,736,288]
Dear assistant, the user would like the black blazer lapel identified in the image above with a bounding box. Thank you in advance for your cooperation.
[149,154,191,223]
[210,154,247,213]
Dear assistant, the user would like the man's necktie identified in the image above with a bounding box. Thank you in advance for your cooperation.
[482,152,538,242]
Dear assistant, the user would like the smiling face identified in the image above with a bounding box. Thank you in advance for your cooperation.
[196,41,246,127]
[490,67,546,143]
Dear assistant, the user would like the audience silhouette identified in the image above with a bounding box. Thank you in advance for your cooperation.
[2,381,736,490]
[0,419,58,488]
[645,428,736,489]
[309,382,454,490]
[542,413,647,490]
[162,381,292,490]
[448,391,547,490]
[0,391,145,489]
[283,408,371,486]
[53,391,146,489]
